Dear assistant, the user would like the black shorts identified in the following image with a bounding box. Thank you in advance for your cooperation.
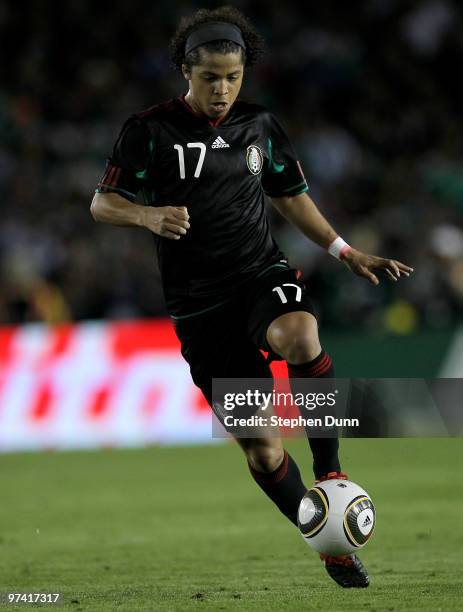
[173,267,316,406]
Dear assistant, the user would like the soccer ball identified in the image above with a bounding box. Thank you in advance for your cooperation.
[297,479,376,556]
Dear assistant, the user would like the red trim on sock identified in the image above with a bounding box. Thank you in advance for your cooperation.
[249,450,289,485]
[288,353,333,378]
[308,353,329,374]
[309,355,333,377]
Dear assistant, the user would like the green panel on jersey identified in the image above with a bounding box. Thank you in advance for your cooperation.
[94,186,137,201]
[135,140,155,180]
[268,138,285,173]
[278,180,308,194]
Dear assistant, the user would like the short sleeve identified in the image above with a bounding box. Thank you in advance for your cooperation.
[95,117,152,202]
[261,113,308,198]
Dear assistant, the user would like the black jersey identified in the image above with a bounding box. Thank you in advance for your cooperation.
[96,95,308,318]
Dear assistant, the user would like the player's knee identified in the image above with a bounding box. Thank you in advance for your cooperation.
[247,445,284,473]
[267,313,321,364]
[282,334,321,364]
[269,330,321,364]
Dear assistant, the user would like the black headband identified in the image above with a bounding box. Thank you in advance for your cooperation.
[185,21,246,55]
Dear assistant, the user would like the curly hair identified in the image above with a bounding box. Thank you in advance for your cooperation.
[169,6,266,73]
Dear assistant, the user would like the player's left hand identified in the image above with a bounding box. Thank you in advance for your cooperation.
[341,248,414,285]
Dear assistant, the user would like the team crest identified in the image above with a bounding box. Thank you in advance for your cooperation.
[246,145,263,175]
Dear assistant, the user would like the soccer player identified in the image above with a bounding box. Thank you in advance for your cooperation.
[91,6,413,588]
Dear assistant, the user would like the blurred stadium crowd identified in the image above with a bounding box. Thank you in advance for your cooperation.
[1,0,462,331]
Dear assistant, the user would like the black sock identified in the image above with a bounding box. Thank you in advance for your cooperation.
[288,350,341,480]
[248,450,307,526]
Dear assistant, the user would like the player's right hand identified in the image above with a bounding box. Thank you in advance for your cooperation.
[140,206,190,240]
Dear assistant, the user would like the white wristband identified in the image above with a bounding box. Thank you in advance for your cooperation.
[328,236,351,260]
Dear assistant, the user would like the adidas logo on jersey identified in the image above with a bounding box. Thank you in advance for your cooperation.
[211,136,230,149]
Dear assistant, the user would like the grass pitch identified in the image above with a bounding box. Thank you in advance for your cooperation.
[0,439,462,611]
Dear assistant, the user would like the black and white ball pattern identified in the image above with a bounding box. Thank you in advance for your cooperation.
[297,487,329,538]
[297,479,376,556]
[343,495,376,547]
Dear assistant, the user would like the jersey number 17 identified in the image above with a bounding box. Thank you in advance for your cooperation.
[174,143,206,179]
